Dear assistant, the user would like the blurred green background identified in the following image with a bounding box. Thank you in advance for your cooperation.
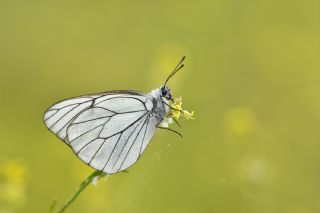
[0,0,319,212]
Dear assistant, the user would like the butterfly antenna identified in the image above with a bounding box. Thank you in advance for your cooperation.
[163,56,186,86]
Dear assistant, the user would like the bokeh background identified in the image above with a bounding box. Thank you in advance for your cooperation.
[0,0,319,212]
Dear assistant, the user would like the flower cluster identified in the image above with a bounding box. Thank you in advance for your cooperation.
[158,96,194,128]
[169,97,194,120]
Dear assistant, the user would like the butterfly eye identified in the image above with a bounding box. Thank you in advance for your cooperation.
[161,87,167,96]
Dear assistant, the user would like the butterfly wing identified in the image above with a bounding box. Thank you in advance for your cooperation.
[44,91,159,173]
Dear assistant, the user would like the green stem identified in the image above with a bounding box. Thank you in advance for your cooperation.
[54,170,106,213]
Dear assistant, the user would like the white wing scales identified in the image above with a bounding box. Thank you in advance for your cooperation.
[104,114,148,173]
[99,111,146,138]
[44,97,96,140]
[44,92,159,174]
[140,116,159,154]
[95,96,147,112]
[89,134,121,170]
[44,110,57,120]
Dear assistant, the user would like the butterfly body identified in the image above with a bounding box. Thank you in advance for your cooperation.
[149,88,171,122]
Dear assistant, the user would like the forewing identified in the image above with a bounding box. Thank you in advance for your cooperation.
[44,91,158,173]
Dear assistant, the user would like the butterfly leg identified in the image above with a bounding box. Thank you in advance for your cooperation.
[172,117,181,127]
[161,100,184,113]
[157,126,182,138]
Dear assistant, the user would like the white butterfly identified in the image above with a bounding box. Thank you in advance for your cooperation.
[43,57,186,174]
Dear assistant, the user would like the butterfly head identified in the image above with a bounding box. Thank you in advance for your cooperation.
[160,86,172,100]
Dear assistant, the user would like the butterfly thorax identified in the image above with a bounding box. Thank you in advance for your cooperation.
[148,88,171,122]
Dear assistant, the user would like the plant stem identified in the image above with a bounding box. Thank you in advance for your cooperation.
[54,170,105,213]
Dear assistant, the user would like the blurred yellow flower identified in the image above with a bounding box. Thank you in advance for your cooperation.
[223,107,256,135]
[1,161,26,185]
[239,157,274,185]
[0,160,27,207]
[1,183,26,206]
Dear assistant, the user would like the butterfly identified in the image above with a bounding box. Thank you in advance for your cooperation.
[43,56,191,174]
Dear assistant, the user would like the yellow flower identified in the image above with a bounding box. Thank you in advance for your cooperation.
[170,97,182,119]
[182,110,194,120]
[169,97,194,120]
